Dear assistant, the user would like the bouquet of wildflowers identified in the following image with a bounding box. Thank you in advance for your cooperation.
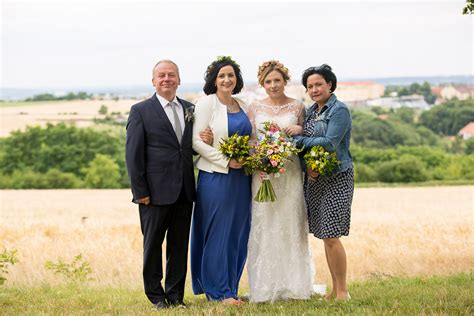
[303,145,339,176]
[218,133,252,174]
[248,121,301,202]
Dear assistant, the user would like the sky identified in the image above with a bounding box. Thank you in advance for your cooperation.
[2,0,473,89]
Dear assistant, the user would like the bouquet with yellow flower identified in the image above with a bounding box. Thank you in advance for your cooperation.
[248,121,301,202]
[303,145,339,176]
[218,133,252,174]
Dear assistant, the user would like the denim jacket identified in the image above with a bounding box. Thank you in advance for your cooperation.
[294,94,353,174]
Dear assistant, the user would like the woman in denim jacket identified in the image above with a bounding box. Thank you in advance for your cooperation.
[293,64,354,301]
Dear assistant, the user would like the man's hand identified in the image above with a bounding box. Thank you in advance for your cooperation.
[138,196,151,205]
[307,168,319,183]
[283,124,303,136]
[200,128,214,145]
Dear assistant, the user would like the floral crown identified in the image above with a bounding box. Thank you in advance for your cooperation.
[206,55,240,75]
[257,60,290,85]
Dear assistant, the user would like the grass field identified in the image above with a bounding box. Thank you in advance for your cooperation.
[1,186,473,289]
[1,273,472,315]
[0,99,135,137]
[0,95,198,137]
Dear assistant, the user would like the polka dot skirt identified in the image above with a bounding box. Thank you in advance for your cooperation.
[304,168,354,239]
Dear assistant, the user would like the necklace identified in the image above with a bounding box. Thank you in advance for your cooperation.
[217,94,239,112]
[226,99,239,112]
[260,100,295,114]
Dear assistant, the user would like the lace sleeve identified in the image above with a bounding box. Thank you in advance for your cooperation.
[296,101,305,126]
[247,102,258,142]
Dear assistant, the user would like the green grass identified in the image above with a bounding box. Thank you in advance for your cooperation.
[1,273,472,315]
[355,179,474,188]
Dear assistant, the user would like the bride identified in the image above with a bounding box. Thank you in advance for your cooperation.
[246,60,313,302]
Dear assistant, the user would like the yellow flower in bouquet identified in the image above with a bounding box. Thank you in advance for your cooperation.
[303,145,339,176]
[248,121,301,202]
[218,133,252,174]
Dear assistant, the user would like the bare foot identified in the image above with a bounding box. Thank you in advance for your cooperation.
[222,298,241,305]
[324,291,336,300]
[335,291,351,301]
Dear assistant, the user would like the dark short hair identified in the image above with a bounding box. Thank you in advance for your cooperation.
[203,56,244,95]
[301,64,337,92]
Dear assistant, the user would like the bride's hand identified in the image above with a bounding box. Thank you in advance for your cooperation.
[283,124,303,136]
[229,159,243,169]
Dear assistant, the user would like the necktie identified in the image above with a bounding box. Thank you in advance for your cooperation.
[169,102,182,143]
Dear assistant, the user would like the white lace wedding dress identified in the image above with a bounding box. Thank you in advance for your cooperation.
[246,100,313,302]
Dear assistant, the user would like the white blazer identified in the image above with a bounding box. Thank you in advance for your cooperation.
[192,94,246,174]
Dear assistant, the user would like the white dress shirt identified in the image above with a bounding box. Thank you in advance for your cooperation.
[156,94,185,132]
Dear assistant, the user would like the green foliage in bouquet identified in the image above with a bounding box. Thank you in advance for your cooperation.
[218,133,250,161]
[304,145,340,176]
[218,133,252,174]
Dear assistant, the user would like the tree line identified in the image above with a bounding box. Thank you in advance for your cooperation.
[384,82,437,104]
[0,99,473,188]
[25,92,92,102]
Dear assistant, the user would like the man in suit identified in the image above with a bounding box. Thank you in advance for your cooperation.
[126,60,210,309]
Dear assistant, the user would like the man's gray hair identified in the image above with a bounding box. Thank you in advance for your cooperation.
[152,59,180,77]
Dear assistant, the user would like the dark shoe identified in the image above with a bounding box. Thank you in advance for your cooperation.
[154,301,168,309]
[167,299,187,308]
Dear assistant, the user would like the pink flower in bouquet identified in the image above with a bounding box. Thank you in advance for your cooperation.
[268,124,279,133]
[249,120,303,202]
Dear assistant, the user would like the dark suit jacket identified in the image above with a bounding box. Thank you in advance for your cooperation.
[125,94,196,205]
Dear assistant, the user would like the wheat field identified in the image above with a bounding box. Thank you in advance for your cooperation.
[0,96,204,137]
[1,186,473,288]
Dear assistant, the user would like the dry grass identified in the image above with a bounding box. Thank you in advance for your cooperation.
[1,186,473,289]
[0,94,201,137]
[0,99,136,137]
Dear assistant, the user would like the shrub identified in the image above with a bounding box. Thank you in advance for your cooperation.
[465,138,474,155]
[0,123,124,177]
[434,155,474,180]
[44,254,92,283]
[43,169,83,188]
[98,105,108,115]
[354,163,377,182]
[376,155,429,182]
[0,169,82,189]
[0,249,19,285]
[83,154,121,188]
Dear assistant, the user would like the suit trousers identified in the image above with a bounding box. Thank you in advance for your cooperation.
[139,188,193,304]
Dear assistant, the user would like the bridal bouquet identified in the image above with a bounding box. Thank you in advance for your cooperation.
[248,121,301,202]
[303,145,340,176]
[218,133,252,174]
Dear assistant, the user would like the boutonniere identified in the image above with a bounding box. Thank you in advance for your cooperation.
[185,106,195,123]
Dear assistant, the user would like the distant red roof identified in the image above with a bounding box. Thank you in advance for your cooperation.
[431,86,442,96]
[455,85,474,94]
[459,122,474,135]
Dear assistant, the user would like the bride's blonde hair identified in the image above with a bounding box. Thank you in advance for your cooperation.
[257,60,290,86]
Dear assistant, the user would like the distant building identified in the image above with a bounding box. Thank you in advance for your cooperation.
[366,94,430,109]
[431,86,443,99]
[336,81,385,102]
[240,80,386,107]
[458,122,474,140]
[435,84,474,103]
